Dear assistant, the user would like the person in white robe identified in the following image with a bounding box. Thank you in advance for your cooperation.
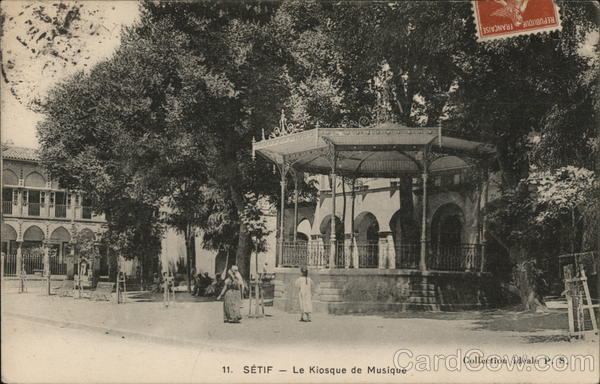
[294,266,314,322]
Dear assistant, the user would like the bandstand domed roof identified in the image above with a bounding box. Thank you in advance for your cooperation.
[252,123,496,177]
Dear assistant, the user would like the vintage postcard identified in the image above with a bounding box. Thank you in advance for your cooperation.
[1,0,598,383]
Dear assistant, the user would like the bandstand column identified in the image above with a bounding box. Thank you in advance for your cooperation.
[470,178,482,272]
[378,233,388,269]
[344,235,352,269]
[386,232,396,269]
[480,176,489,272]
[419,160,429,272]
[293,176,299,244]
[278,168,287,268]
[329,169,337,269]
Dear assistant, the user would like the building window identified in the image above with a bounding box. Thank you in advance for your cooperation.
[2,188,13,214]
[453,173,461,185]
[82,196,93,219]
[28,190,41,216]
[55,191,67,218]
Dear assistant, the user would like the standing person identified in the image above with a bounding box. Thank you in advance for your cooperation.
[217,266,244,323]
[295,267,314,322]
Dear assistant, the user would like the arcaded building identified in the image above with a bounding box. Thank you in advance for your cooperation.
[1,146,106,278]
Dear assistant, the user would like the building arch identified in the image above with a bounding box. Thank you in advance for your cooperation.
[22,225,45,251]
[296,219,311,243]
[24,171,46,188]
[1,223,17,241]
[319,215,344,239]
[50,226,71,243]
[354,212,379,243]
[354,211,379,268]
[2,169,19,186]
[389,209,420,247]
[78,228,96,242]
[431,203,465,251]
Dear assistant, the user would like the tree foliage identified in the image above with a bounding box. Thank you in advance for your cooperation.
[37,1,598,289]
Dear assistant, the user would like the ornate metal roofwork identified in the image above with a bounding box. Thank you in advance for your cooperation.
[252,123,496,177]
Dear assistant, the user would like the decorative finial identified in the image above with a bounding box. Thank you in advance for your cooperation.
[261,128,266,141]
[279,109,287,135]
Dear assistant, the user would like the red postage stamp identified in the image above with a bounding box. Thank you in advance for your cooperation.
[472,0,562,41]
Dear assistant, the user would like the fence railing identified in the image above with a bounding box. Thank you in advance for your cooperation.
[55,204,67,218]
[22,250,44,274]
[2,201,13,215]
[2,252,68,276]
[3,253,17,276]
[279,241,483,272]
[395,243,420,269]
[428,244,482,272]
[28,203,41,216]
[50,257,67,275]
[356,243,378,268]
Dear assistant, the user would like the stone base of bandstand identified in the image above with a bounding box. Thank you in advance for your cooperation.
[273,267,499,314]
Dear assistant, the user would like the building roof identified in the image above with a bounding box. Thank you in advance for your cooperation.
[252,123,496,177]
[2,146,40,162]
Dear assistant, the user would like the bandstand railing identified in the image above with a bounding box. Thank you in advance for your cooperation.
[427,244,482,272]
[395,243,420,269]
[356,243,378,268]
[278,241,483,272]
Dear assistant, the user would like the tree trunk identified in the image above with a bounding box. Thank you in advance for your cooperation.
[510,247,547,312]
[184,227,193,293]
[235,222,252,283]
[229,186,252,282]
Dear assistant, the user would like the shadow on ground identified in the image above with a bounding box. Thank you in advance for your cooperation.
[126,291,217,303]
[335,305,572,343]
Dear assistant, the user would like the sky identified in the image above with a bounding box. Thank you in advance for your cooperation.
[1,0,140,149]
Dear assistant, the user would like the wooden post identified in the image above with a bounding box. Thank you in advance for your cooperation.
[116,256,120,304]
[17,241,25,293]
[44,242,51,295]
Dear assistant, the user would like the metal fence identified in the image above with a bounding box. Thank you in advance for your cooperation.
[279,241,482,272]
[356,243,378,268]
[2,253,68,276]
[395,243,420,269]
[428,244,482,271]
[2,201,12,215]
[28,203,41,216]
[50,257,67,275]
[22,249,44,274]
[3,253,17,276]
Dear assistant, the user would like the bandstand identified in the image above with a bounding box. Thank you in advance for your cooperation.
[252,122,498,313]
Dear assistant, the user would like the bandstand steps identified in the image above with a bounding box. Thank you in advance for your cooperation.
[409,290,437,297]
[410,283,436,291]
[406,296,439,305]
[317,286,344,302]
[318,294,344,302]
[319,287,345,296]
